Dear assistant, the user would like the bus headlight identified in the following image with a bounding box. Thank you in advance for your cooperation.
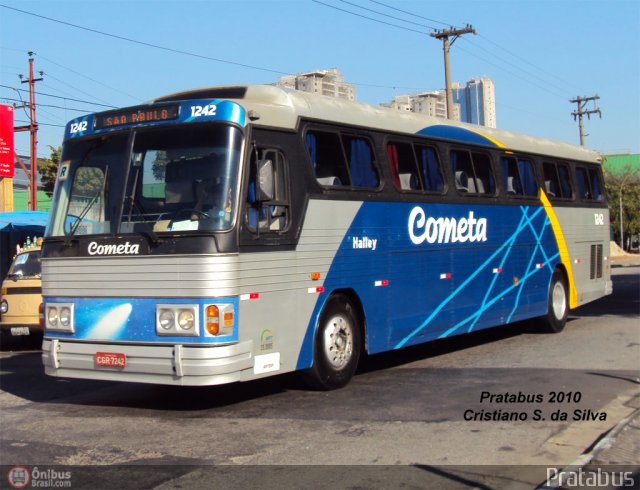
[158,309,175,330]
[156,304,199,336]
[0,299,8,314]
[178,309,195,330]
[59,307,72,327]
[45,303,75,332]
[47,307,58,326]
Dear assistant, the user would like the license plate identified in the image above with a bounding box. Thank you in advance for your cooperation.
[10,327,30,336]
[95,352,127,368]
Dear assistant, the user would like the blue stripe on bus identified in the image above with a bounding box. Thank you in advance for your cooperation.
[296,201,560,369]
[44,297,238,344]
[417,125,503,148]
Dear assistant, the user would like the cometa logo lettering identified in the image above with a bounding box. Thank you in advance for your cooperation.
[87,241,141,256]
[408,207,488,245]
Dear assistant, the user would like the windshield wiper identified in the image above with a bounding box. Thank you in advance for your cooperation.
[64,165,110,247]
[124,196,161,246]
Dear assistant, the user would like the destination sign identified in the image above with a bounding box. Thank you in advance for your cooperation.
[94,104,180,129]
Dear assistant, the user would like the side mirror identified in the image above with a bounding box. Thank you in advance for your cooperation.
[257,159,275,201]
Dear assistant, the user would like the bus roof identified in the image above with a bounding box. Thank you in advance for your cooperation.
[153,84,602,164]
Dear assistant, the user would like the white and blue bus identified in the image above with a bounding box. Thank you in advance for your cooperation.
[42,85,611,388]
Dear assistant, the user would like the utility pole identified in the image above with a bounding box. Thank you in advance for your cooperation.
[430,24,476,120]
[570,95,601,146]
[14,52,43,210]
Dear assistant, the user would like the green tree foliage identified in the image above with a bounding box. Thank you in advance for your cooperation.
[38,145,61,197]
[604,165,640,251]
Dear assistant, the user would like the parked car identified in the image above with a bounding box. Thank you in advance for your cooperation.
[0,246,43,347]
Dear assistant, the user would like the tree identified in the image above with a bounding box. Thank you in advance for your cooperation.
[604,164,640,251]
[39,145,61,197]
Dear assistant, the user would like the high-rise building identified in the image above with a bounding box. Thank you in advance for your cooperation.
[276,69,356,101]
[453,78,496,128]
[380,91,454,119]
[382,77,496,128]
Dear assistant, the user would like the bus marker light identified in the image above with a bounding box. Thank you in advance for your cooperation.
[535,263,544,269]
[224,312,234,328]
[374,280,389,287]
[240,293,260,301]
[492,268,502,274]
[440,273,451,280]
[514,277,519,286]
[574,259,581,264]
[308,286,324,294]
[310,272,321,280]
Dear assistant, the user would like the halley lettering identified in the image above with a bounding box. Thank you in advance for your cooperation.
[409,206,488,245]
[88,241,141,256]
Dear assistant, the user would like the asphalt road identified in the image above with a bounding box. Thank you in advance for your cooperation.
[1,266,638,489]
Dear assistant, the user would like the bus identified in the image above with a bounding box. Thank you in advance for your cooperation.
[41,85,611,388]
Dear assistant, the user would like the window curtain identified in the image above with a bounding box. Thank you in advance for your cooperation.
[350,139,378,187]
[386,144,401,188]
[518,159,537,196]
[420,147,443,192]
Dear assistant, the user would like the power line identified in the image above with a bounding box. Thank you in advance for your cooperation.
[311,0,427,35]
[337,0,438,30]
[368,0,455,28]
[0,84,117,108]
[0,96,102,113]
[0,4,290,76]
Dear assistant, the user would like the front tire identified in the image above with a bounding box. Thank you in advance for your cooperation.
[539,269,569,333]
[304,294,361,390]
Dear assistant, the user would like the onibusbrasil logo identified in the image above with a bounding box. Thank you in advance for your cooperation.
[7,466,30,489]
[7,466,72,488]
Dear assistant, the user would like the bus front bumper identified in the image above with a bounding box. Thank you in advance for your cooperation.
[42,338,253,386]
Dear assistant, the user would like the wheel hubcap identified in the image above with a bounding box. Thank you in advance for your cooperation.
[552,281,567,320]
[323,314,354,369]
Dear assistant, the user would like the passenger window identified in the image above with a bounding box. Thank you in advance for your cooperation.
[246,148,289,233]
[543,161,572,199]
[387,142,420,191]
[451,150,495,195]
[305,130,350,186]
[576,166,605,201]
[414,145,444,193]
[576,167,590,200]
[588,168,604,201]
[501,156,537,197]
[557,163,573,199]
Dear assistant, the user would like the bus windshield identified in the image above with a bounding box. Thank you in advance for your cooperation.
[47,124,243,237]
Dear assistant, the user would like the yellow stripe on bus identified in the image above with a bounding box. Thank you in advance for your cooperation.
[467,129,507,149]
[539,189,579,308]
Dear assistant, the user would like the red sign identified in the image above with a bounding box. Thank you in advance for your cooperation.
[95,352,127,368]
[0,104,14,178]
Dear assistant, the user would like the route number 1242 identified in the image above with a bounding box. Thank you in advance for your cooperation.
[190,104,217,118]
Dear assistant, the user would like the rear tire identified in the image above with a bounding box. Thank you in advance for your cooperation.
[303,294,361,390]
[539,269,569,333]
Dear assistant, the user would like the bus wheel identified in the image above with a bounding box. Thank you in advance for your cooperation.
[305,294,361,390]
[539,269,569,333]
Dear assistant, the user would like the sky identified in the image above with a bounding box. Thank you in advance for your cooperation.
[1,0,639,162]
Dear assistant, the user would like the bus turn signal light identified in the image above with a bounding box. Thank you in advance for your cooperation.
[206,305,219,335]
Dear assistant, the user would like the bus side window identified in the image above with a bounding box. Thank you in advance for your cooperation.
[451,150,474,193]
[501,156,523,196]
[543,162,560,198]
[305,130,350,186]
[557,163,573,199]
[387,141,420,191]
[588,168,604,201]
[576,167,591,200]
[471,152,496,195]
